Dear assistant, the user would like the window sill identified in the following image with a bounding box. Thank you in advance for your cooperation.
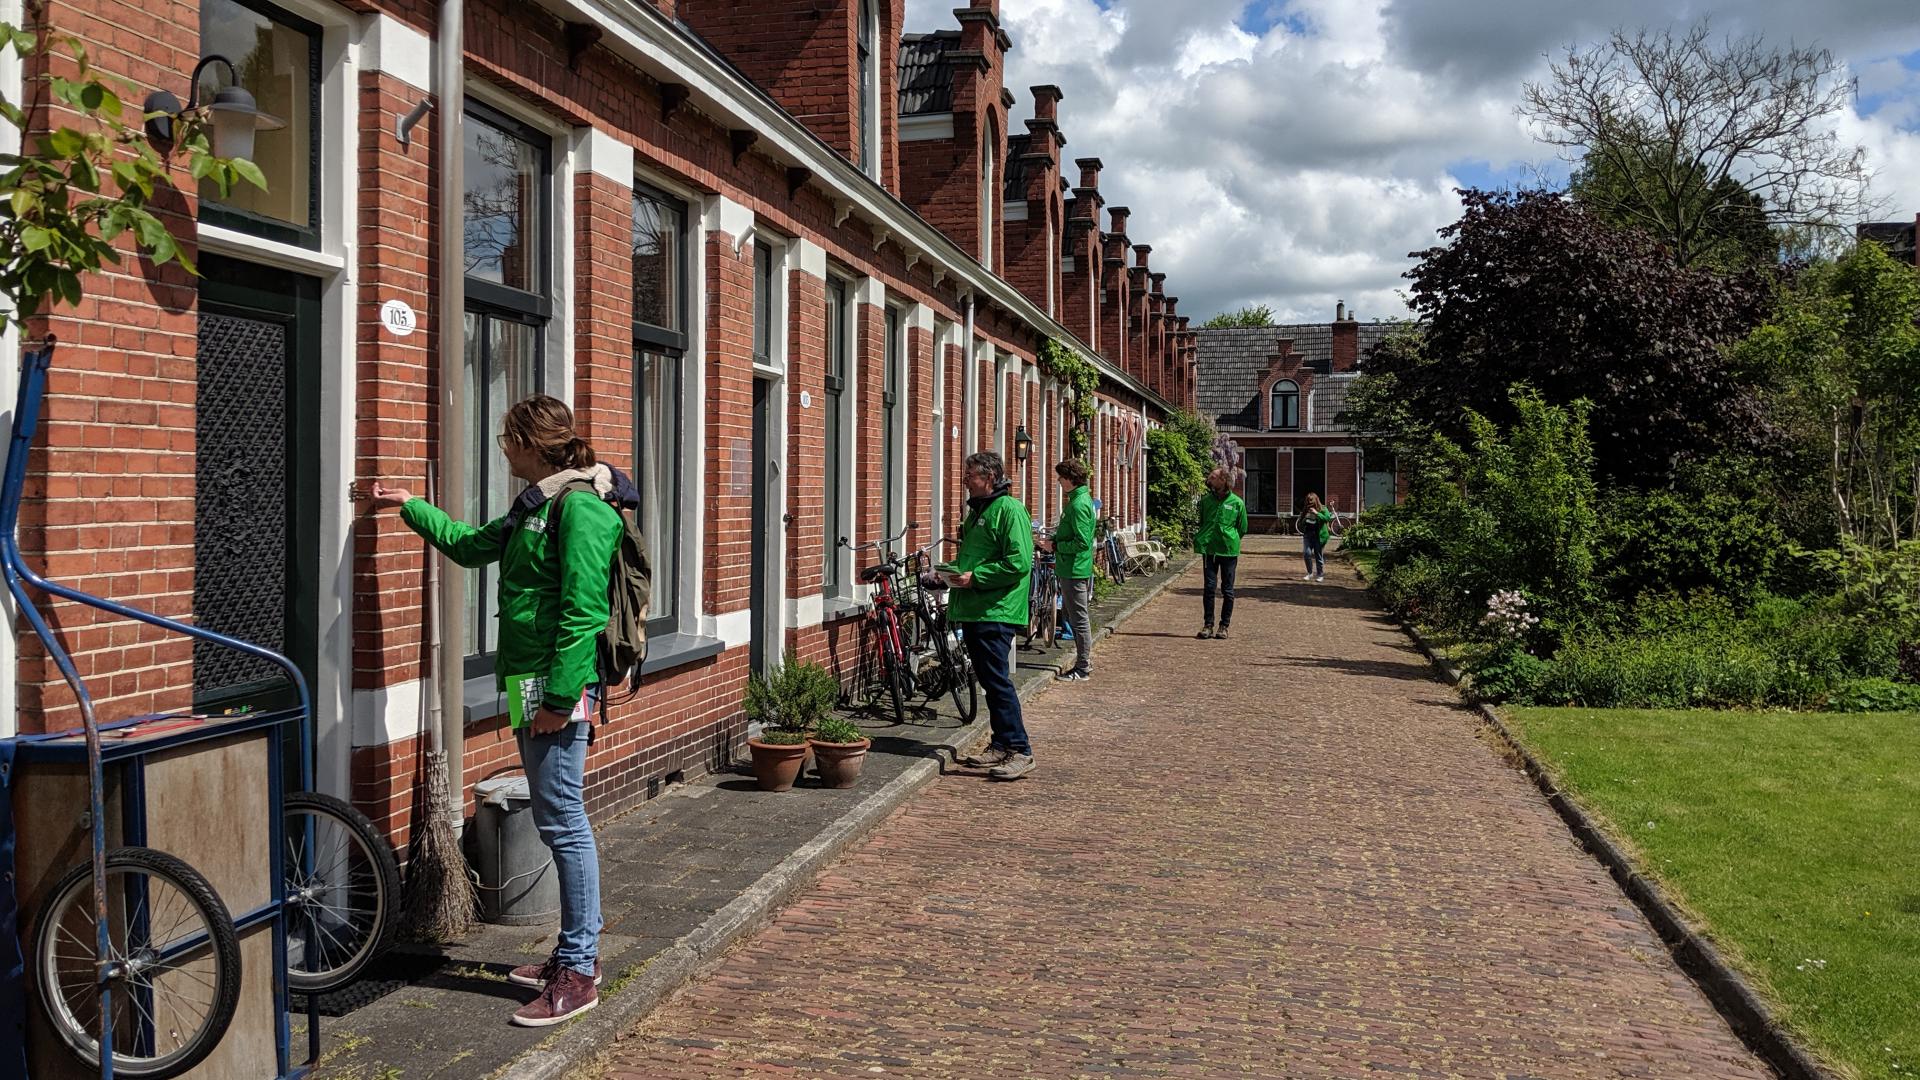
[460,634,728,725]
[822,597,869,622]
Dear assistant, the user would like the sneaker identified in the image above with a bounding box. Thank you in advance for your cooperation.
[1303,573,1315,581]
[510,966,598,1027]
[507,955,603,990]
[961,744,1014,769]
[1055,669,1090,682]
[1214,626,1230,640]
[1316,574,1326,582]
[988,753,1036,781]
[1195,626,1215,639]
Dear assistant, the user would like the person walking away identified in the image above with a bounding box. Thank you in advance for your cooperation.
[1194,467,1248,640]
[1042,459,1097,681]
[1301,492,1334,582]
[369,395,623,1027]
[947,452,1037,780]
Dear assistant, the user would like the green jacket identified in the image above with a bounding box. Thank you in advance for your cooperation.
[1303,505,1334,545]
[1194,490,1249,557]
[401,493,622,714]
[948,491,1033,625]
[1050,485,1096,581]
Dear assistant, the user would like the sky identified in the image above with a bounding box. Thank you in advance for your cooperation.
[901,0,1920,324]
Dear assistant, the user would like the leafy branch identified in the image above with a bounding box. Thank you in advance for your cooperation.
[1040,338,1098,456]
[0,20,265,334]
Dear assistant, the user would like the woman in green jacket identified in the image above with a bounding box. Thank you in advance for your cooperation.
[370,395,621,1028]
[1300,492,1334,582]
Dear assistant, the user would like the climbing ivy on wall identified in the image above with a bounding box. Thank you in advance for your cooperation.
[1040,338,1099,456]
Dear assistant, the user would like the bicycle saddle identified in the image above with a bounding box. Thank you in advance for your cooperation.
[860,562,896,583]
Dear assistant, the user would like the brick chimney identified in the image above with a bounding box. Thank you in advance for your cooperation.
[897,0,1011,262]
[679,0,903,187]
[1003,85,1067,315]
[1062,156,1105,349]
[1331,302,1358,372]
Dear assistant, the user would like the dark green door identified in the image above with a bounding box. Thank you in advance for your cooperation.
[193,255,322,709]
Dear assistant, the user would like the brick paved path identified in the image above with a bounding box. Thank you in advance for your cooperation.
[603,541,1771,1079]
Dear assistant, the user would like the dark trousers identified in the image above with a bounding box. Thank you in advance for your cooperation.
[962,620,1030,755]
[1203,554,1238,628]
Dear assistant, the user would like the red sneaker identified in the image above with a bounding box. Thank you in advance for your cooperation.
[510,966,598,1027]
[506,955,602,990]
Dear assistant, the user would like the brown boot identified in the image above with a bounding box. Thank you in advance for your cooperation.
[510,966,598,1027]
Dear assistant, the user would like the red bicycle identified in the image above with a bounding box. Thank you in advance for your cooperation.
[841,525,918,725]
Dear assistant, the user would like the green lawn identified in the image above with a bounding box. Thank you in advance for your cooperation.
[1503,707,1920,1080]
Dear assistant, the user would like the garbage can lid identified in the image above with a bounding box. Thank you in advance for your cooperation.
[474,775,532,808]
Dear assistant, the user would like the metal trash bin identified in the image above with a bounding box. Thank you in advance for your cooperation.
[471,775,557,925]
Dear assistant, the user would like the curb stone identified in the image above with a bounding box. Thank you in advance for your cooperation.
[492,556,1197,1080]
[1346,553,1834,1080]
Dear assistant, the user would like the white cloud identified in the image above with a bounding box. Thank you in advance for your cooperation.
[902,1,1920,322]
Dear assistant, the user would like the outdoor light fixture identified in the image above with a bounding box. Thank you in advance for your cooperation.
[143,55,285,161]
[1012,424,1033,463]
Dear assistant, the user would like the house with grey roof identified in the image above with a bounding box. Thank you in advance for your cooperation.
[1195,305,1405,527]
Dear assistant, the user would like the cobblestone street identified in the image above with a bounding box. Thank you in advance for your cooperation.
[602,539,1771,1079]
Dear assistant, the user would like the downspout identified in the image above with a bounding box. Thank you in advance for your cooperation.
[962,290,976,461]
[434,0,467,832]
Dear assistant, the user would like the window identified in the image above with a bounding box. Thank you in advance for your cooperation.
[824,278,852,593]
[1270,379,1300,431]
[1245,448,1278,515]
[1293,448,1326,515]
[198,0,320,245]
[980,117,996,268]
[462,104,550,670]
[1363,450,1398,509]
[753,241,774,367]
[882,307,901,535]
[633,185,689,633]
[857,0,878,178]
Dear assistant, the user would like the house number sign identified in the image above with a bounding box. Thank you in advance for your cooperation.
[380,299,418,338]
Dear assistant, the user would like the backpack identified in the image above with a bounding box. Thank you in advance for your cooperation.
[552,478,653,705]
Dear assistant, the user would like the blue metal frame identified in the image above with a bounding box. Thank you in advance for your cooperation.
[0,345,316,1080]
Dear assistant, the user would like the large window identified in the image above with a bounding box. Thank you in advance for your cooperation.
[198,0,320,245]
[1245,448,1278,515]
[633,185,688,634]
[824,278,852,594]
[882,307,901,535]
[979,117,996,268]
[1270,379,1300,431]
[753,241,775,367]
[461,104,551,668]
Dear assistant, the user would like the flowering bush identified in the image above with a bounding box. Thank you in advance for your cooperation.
[1481,589,1540,642]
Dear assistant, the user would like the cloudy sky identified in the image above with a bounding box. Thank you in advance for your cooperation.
[901,0,1920,324]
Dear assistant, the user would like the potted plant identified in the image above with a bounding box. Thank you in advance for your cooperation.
[743,658,841,792]
[808,716,872,789]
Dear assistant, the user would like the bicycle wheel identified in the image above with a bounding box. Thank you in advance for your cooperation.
[880,629,910,726]
[33,846,242,1080]
[1036,576,1060,649]
[285,792,401,994]
[909,605,978,723]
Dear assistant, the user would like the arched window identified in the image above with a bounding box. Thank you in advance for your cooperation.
[1270,379,1300,430]
[980,114,997,268]
[857,0,878,178]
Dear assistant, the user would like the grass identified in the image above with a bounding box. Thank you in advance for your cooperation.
[1502,706,1920,1080]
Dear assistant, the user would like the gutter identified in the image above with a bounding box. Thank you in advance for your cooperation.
[528,0,1173,414]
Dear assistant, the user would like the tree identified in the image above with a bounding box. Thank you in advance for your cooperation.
[1201,304,1275,328]
[0,22,261,333]
[1355,188,1774,485]
[1521,21,1871,269]
[1737,241,1920,548]
[1568,141,1779,271]
[1146,408,1215,543]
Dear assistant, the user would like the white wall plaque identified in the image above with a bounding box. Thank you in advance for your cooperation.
[800,390,813,409]
[380,299,418,337]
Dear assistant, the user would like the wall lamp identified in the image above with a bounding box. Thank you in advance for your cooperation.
[1012,424,1033,463]
[143,55,284,161]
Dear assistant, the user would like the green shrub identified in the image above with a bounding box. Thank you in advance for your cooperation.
[1465,644,1551,703]
[812,716,865,743]
[1822,678,1920,713]
[1597,489,1785,608]
[744,657,841,733]
[1531,633,1779,708]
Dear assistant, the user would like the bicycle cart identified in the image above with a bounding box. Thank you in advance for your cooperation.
[1,344,351,1080]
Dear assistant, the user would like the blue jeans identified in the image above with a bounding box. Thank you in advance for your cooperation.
[516,720,601,976]
[1303,534,1326,577]
[1203,554,1238,628]
[961,621,1030,755]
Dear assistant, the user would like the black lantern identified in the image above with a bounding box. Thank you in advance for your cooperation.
[144,55,285,161]
[1012,424,1033,463]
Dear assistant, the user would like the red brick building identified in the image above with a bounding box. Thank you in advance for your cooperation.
[0,0,1197,849]
[1194,307,1400,530]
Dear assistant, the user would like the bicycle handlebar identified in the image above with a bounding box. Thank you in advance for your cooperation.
[839,522,918,554]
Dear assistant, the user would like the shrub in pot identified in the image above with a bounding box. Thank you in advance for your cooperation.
[744,658,842,791]
[808,716,872,789]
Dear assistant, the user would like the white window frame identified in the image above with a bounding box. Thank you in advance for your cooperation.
[857,0,883,181]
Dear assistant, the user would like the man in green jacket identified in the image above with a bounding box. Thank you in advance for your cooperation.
[1042,458,1097,681]
[948,451,1037,781]
[1194,467,1248,640]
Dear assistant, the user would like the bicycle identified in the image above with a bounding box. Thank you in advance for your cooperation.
[1026,545,1061,651]
[1096,516,1129,586]
[896,540,978,724]
[841,525,919,725]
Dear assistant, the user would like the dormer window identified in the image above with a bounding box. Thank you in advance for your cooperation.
[980,114,997,267]
[858,0,879,179]
[1270,380,1300,431]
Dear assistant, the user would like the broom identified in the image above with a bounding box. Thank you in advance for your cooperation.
[401,463,478,941]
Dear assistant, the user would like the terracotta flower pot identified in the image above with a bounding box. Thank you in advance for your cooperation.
[748,738,809,792]
[808,737,872,789]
